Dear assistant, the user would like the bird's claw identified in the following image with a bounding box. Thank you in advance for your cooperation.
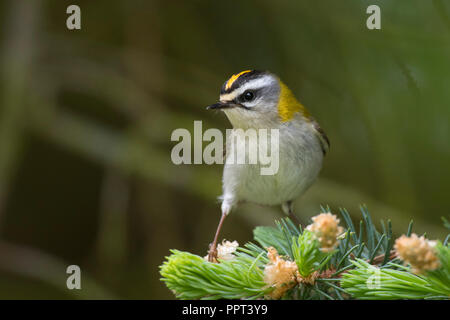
[207,243,218,263]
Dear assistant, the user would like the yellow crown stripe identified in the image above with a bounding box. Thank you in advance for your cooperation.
[225,70,252,90]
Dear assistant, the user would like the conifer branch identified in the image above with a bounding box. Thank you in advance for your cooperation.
[159,207,450,300]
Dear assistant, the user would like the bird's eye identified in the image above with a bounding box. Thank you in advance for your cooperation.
[240,90,254,102]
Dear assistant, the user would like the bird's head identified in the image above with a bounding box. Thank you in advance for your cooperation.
[207,70,310,128]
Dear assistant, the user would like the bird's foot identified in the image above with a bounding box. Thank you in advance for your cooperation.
[207,243,218,263]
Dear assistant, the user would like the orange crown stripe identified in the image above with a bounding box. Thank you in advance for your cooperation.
[225,70,252,90]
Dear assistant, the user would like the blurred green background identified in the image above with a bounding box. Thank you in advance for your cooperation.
[0,0,449,299]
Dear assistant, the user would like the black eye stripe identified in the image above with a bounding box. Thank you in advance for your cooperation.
[236,89,261,104]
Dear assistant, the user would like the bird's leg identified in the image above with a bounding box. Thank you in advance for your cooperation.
[208,211,227,262]
[288,210,301,226]
[282,201,301,226]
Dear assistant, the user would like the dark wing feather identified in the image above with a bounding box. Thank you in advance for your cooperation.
[311,120,330,156]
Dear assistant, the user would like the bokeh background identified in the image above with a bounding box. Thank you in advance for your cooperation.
[0,0,449,299]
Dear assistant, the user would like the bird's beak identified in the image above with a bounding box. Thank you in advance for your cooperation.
[206,102,243,110]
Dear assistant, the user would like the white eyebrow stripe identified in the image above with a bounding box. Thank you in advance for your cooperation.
[219,76,274,101]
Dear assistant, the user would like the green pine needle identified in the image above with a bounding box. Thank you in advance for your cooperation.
[292,231,328,277]
[340,255,450,299]
[160,249,271,300]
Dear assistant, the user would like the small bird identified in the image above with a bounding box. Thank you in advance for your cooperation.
[206,70,329,262]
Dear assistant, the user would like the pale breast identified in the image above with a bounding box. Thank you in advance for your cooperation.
[222,120,323,206]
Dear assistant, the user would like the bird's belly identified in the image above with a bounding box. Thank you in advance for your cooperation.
[222,121,324,207]
[238,166,304,205]
[224,149,322,206]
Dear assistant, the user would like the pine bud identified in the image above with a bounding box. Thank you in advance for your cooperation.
[263,247,298,299]
[306,213,344,252]
[394,233,440,274]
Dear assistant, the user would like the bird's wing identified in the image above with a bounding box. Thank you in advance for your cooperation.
[311,119,330,156]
